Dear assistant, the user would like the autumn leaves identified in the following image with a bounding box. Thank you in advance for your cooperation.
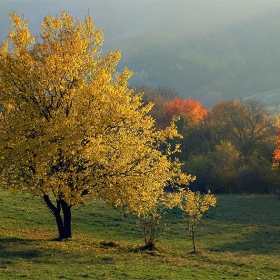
[0,12,216,249]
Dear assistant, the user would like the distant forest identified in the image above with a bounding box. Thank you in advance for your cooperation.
[135,85,279,194]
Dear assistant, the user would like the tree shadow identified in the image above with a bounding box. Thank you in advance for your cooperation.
[0,237,58,261]
[206,229,280,255]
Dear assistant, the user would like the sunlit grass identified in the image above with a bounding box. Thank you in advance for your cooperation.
[0,190,280,279]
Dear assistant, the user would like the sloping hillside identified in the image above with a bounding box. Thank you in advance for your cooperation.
[243,88,280,115]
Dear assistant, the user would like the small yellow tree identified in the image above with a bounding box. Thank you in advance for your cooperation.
[179,190,217,252]
[136,171,194,250]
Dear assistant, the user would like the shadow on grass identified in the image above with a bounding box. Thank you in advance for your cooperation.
[0,237,59,261]
[208,195,280,226]
[206,229,280,255]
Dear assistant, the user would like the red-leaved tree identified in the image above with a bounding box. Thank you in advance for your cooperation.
[160,98,208,129]
[156,98,208,160]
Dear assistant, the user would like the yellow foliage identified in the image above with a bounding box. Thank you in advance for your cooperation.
[179,189,217,223]
[0,12,193,218]
[178,189,216,251]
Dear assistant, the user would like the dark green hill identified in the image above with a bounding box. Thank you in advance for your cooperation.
[116,30,246,106]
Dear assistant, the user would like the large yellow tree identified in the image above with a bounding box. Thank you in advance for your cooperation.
[0,12,192,239]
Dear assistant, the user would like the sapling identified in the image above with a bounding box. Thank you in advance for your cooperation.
[179,189,217,252]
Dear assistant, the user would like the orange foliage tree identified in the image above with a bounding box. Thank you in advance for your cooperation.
[157,98,208,160]
[161,98,208,129]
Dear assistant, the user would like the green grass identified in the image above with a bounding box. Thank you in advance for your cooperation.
[0,190,280,279]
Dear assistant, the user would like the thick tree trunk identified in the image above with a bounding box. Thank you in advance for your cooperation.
[60,200,72,239]
[43,195,72,239]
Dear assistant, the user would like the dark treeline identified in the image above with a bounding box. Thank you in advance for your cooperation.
[135,85,279,194]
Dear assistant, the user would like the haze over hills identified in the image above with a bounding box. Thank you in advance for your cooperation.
[1,0,280,108]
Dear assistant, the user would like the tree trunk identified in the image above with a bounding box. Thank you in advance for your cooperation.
[190,227,196,253]
[145,239,156,251]
[60,200,72,239]
[43,195,72,239]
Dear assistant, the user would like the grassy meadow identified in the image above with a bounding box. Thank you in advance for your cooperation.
[0,190,280,279]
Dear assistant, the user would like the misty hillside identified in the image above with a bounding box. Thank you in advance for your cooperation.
[114,2,280,107]
[243,88,280,115]
[1,0,280,107]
